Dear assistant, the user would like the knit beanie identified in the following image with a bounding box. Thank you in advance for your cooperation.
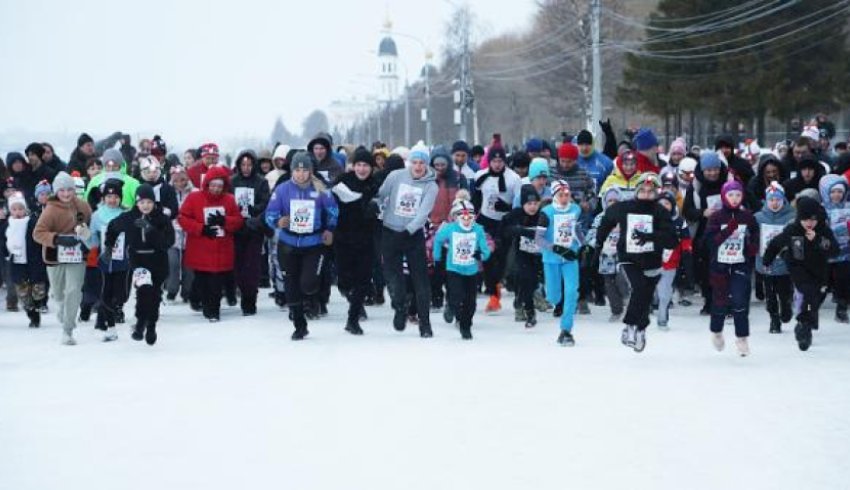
[135,183,156,202]
[52,171,76,192]
[576,130,593,146]
[668,137,687,156]
[765,181,785,202]
[721,180,744,208]
[451,140,470,155]
[34,180,52,198]
[525,138,543,153]
[101,148,124,167]
[489,147,507,162]
[678,157,698,173]
[290,151,314,171]
[550,179,570,196]
[520,184,541,206]
[77,133,94,148]
[408,143,430,164]
[558,143,579,160]
[796,196,822,221]
[352,147,375,167]
[633,128,658,151]
[700,152,723,171]
[529,158,550,180]
[103,179,124,199]
[7,192,27,211]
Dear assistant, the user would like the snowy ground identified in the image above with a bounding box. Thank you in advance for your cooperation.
[2,287,850,490]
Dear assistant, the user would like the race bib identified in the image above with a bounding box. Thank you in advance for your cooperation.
[706,194,722,211]
[451,232,476,266]
[519,236,539,254]
[290,199,316,234]
[553,213,576,248]
[101,229,125,261]
[57,237,83,264]
[602,226,620,255]
[394,184,423,218]
[829,208,850,248]
[203,206,226,237]
[759,224,785,256]
[234,188,255,217]
[626,214,654,253]
[132,267,152,288]
[718,224,745,264]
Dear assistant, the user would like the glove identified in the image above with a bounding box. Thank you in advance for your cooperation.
[493,199,512,212]
[134,217,153,232]
[54,235,80,247]
[202,225,219,238]
[74,224,91,241]
[631,230,652,246]
[207,211,225,227]
[553,245,578,261]
[247,206,256,217]
[100,246,113,263]
[599,118,613,134]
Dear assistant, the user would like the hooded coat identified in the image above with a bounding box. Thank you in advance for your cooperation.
[85,153,140,210]
[754,198,795,276]
[783,157,826,203]
[177,166,244,272]
[819,174,850,262]
[308,132,343,184]
[230,150,271,234]
[746,154,790,212]
[428,146,469,226]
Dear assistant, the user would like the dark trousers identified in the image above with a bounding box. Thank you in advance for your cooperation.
[223,271,237,302]
[81,266,102,309]
[96,270,129,329]
[478,216,505,295]
[195,271,227,319]
[335,241,373,321]
[515,252,541,319]
[764,274,793,322]
[281,244,325,329]
[695,239,713,307]
[235,232,264,309]
[133,257,167,326]
[796,281,824,331]
[622,263,660,331]
[447,271,477,329]
[830,261,850,305]
[710,267,752,337]
[371,227,386,294]
[381,229,430,324]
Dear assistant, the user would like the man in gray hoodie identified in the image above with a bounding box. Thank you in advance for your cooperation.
[378,147,438,336]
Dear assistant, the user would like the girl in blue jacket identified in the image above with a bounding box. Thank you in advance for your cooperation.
[432,198,491,339]
[536,180,583,346]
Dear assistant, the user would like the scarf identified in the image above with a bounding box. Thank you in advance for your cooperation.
[6,216,30,262]
[475,167,506,193]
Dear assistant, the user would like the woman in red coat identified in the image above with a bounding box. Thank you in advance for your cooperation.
[178,165,244,321]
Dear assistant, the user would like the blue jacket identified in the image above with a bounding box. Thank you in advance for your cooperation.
[87,204,129,272]
[754,203,795,276]
[578,150,614,190]
[537,202,583,265]
[432,221,491,276]
[820,175,850,263]
[265,179,338,248]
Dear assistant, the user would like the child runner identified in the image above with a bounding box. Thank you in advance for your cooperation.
[819,174,850,323]
[2,192,47,327]
[655,191,691,330]
[502,184,544,328]
[754,182,795,333]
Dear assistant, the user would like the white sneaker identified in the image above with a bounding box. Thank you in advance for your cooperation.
[61,332,76,346]
[735,337,750,357]
[103,327,118,342]
[633,328,647,353]
[712,332,725,352]
[621,325,636,347]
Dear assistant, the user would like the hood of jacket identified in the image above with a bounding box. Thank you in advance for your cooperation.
[820,174,848,209]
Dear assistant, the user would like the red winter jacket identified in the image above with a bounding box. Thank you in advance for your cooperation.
[178,166,244,272]
[187,163,209,189]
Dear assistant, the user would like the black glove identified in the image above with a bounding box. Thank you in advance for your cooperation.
[493,199,512,213]
[599,118,613,134]
[54,235,80,247]
[473,250,483,261]
[134,217,153,232]
[207,211,225,227]
[247,205,256,217]
[631,230,652,246]
[553,245,578,261]
[202,225,219,238]
[100,246,113,263]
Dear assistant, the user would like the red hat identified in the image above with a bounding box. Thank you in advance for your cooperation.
[200,143,219,158]
[558,143,578,160]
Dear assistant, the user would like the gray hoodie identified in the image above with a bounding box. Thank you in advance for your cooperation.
[378,166,438,234]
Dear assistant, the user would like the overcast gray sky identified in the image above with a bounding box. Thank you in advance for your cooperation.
[0,0,533,148]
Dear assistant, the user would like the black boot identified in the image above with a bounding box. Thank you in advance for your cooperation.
[115,309,125,324]
[374,288,385,305]
[780,300,793,323]
[553,301,563,318]
[459,324,472,340]
[131,321,144,341]
[27,309,41,328]
[78,303,92,322]
[393,309,406,331]
[443,304,454,324]
[419,320,433,338]
[836,302,849,324]
[358,305,367,321]
[241,292,257,316]
[795,322,812,351]
[291,305,309,340]
[769,315,782,334]
[345,317,364,335]
[145,322,158,345]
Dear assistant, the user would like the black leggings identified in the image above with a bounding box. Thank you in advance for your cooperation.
[447,271,477,329]
[194,271,227,319]
[622,263,660,331]
[281,244,325,328]
[335,241,373,321]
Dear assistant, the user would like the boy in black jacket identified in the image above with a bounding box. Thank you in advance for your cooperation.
[763,197,839,351]
[502,184,544,328]
[103,184,175,345]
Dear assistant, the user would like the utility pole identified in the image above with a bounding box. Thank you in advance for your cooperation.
[458,6,471,142]
[388,102,393,147]
[404,81,411,145]
[590,0,602,141]
[425,50,433,145]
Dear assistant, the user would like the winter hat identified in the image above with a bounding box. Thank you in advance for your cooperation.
[633,128,658,151]
[77,133,94,148]
[450,198,475,217]
[801,126,820,143]
[101,148,124,167]
[660,170,678,188]
[700,152,723,171]
[550,179,570,196]
[529,158,550,180]
[721,180,744,208]
[150,135,167,156]
[34,179,52,198]
[602,187,622,208]
[5,152,26,169]
[488,147,507,162]
[576,130,593,146]
[796,196,822,221]
[525,138,543,153]
[714,134,736,150]
[635,172,661,191]
[557,143,579,160]
[135,183,156,202]
[272,144,290,161]
[408,142,430,164]
[678,157,697,174]
[391,146,410,162]
[668,137,687,156]
[451,140,471,155]
[102,178,124,199]
[520,184,541,206]
[139,155,161,174]
[25,142,45,160]
[471,145,486,158]
[52,171,76,192]
[290,151,314,171]
[352,147,375,167]
[200,143,220,158]
[657,191,677,210]
[7,192,27,211]
[765,181,786,202]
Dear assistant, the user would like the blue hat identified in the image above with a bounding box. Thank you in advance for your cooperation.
[633,128,659,151]
[765,181,785,202]
[525,138,543,153]
[529,158,550,180]
[700,152,723,170]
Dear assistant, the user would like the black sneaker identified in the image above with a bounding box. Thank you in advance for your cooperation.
[78,304,92,322]
[115,310,125,324]
[557,330,575,346]
[443,304,455,324]
[769,316,782,334]
[226,296,238,307]
[795,322,812,351]
[190,301,203,312]
[578,300,591,315]
[319,303,328,317]
[420,323,434,338]
[524,315,537,329]
[358,306,368,321]
[374,291,385,306]
[131,322,144,341]
[553,303,563,318]
[345,319,364,335]
[145,323,157,346]
[27,310,41,328]
[393,310,406,331]
[699,304,711,316]
[836,306,849,324]
[166,293,177,302]
[407,314,419,325]
[594,296,606,307]
[460,326,472,340]
[291,327,309,341]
